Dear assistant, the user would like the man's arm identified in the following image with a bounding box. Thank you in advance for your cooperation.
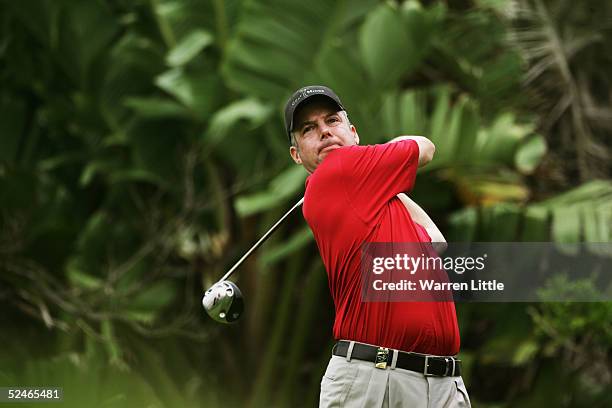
[397,193,448,254]
[387,136,443,250]
[388,135,435,168]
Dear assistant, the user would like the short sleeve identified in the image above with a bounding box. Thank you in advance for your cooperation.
[340,140,419,224]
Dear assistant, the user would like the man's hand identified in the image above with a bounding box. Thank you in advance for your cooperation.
[396,193,448,254]
[388,135,435,168]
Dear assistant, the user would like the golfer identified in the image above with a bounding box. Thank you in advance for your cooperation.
[285,85,471,407]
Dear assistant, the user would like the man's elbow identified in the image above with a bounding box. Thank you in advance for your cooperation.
[418,139,435,167]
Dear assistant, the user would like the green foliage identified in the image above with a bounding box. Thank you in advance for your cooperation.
[166,30,214,67]
[508,0,612,181]
[448,180,612,245]
[235,165,306,216]
[359,1,443,87]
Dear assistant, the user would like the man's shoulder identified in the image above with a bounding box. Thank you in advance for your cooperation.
[316,144,370,170]
[307,142,399,189]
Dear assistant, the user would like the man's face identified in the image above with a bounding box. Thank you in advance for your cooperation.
[289,98,359,173]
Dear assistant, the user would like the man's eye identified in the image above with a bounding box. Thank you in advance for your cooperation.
[303,126,314,134]
[328,117,340,123]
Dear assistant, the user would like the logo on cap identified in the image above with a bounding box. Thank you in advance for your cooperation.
[291,88,326,107]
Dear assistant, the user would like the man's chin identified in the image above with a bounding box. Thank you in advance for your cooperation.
[319,145,341,157]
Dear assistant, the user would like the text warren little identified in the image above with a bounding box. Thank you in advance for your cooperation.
[372,279,505,291]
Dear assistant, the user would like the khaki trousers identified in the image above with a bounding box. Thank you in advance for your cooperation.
[320,355,471,408]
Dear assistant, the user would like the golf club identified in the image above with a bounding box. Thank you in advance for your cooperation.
[202,197,305,323]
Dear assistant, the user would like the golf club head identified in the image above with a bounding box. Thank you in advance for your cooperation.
[202,281,244,324]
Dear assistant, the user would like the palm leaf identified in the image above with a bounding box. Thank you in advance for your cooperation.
[449,180,612,251]
[221,0,379,100]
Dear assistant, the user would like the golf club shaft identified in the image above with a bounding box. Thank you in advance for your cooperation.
[217,197,305,283]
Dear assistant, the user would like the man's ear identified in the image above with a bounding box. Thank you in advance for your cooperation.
[289,145,302,164]
[351,125,359,145]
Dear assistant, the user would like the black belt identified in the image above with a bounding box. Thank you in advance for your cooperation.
[332,341,461,377]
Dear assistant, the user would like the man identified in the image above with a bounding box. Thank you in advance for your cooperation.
[284,85,471,407]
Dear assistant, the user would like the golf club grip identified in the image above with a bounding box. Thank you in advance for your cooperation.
[217,197,305,282]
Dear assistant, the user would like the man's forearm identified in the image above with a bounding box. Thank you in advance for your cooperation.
[397,193,448,254]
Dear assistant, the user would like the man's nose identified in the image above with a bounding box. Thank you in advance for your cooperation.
[319,122,333,138]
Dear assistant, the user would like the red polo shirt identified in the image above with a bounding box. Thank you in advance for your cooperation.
[303,140,460,355]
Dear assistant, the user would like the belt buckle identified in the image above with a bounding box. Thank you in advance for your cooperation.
[375,347,389,369]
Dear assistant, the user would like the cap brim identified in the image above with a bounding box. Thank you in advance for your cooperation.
[288,95,343,134]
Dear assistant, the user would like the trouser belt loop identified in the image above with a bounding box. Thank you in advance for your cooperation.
[390,349,399,370]
[346,341,356,362]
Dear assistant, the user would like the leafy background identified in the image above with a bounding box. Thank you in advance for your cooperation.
[0,0,611,407]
